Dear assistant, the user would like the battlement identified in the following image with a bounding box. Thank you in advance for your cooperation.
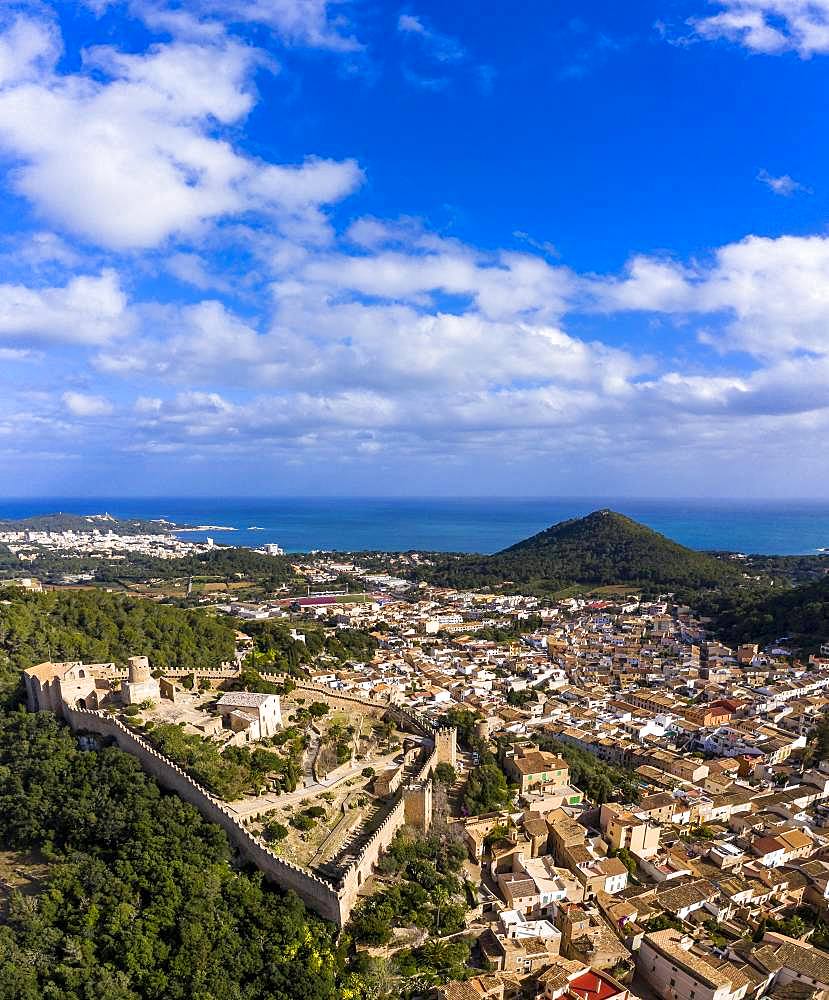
[61,707,344,920]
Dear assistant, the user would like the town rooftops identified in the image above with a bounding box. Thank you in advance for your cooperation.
[645,930,748,991]
[439,974,504,1000]
[750,936,829,986]
[569,969,626,1000]
[510,750,568,775]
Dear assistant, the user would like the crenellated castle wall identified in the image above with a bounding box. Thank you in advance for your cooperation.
[60,705,451,927]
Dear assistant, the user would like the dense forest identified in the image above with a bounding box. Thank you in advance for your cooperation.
[0,709,342,1000]
[724,553,829,586]
[700,575,829,653]
[0,588,236,693]
[244,619,379,674]
[414,510,742,594]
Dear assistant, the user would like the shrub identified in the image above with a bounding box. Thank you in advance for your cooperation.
[434,762,457,786]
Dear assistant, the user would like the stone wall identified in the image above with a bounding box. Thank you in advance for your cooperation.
[58,687,451,927]
[108,663,241,678]
[337,795,407,913]
[336,742,439,912]
[61,707,348,926]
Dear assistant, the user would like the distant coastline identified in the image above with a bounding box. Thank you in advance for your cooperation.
[1,497,828,556]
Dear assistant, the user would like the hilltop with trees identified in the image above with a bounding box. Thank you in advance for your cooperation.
[701,574,829,654]
[0,588,236,696]
[417,509,741,594]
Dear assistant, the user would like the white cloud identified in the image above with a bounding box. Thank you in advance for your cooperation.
[0,8,824,490]
[0,347,35,362]
[589,234,829,357]
[397,13,466,62]
[0,15,59,86]
[300,240,573,322]
[194,0,361,50]
[588,255,695,312]
[0,270,128,345]
[690,1,829,57]
[92,0,362,51]
[96,291,634,396]
[757,168,809,195]
[166,252,232,292]
[62,391,115,417]
[0,20,362,249]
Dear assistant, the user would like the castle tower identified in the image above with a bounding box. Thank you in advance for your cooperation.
[121,655,159,707]
[403,782,433,832]
[127,656,151,683]
[435,726,457,768]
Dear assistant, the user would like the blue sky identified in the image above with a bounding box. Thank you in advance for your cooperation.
[0,0,828,497]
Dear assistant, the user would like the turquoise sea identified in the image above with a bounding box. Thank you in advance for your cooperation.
[1,498,828,555]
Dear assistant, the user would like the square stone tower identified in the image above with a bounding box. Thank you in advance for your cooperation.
[435,726,457,768]
[403,782,433,832]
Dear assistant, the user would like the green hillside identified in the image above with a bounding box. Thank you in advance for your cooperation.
[421,509,741,593]
[0,512,176,535]
[704,573,829,652]
[0,588,236,695]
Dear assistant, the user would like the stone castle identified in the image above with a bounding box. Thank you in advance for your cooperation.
[23,656,457,927]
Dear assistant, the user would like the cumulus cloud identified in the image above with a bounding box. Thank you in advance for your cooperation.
[300,239,573,322]
[690,1,829,57]
[95,290,636,395]
[75,212,829,480]
[0,20,362,249]
[588,234,829,358]
[0,8,826,492]
[0,270,128,345]
[0,14,59,86]
[62,391,115,417]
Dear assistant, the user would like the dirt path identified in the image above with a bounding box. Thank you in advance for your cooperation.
[228,745,409,819]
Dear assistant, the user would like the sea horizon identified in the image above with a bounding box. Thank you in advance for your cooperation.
[2,496,829,557]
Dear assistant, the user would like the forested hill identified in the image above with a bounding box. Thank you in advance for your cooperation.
[0,710,342,999]
[419,509,741,593]
[0,588,236,694]
[703,574,829,652]
[0,512,177,535]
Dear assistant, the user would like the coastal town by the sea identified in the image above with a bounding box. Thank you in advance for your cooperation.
[4,509,829,1000]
